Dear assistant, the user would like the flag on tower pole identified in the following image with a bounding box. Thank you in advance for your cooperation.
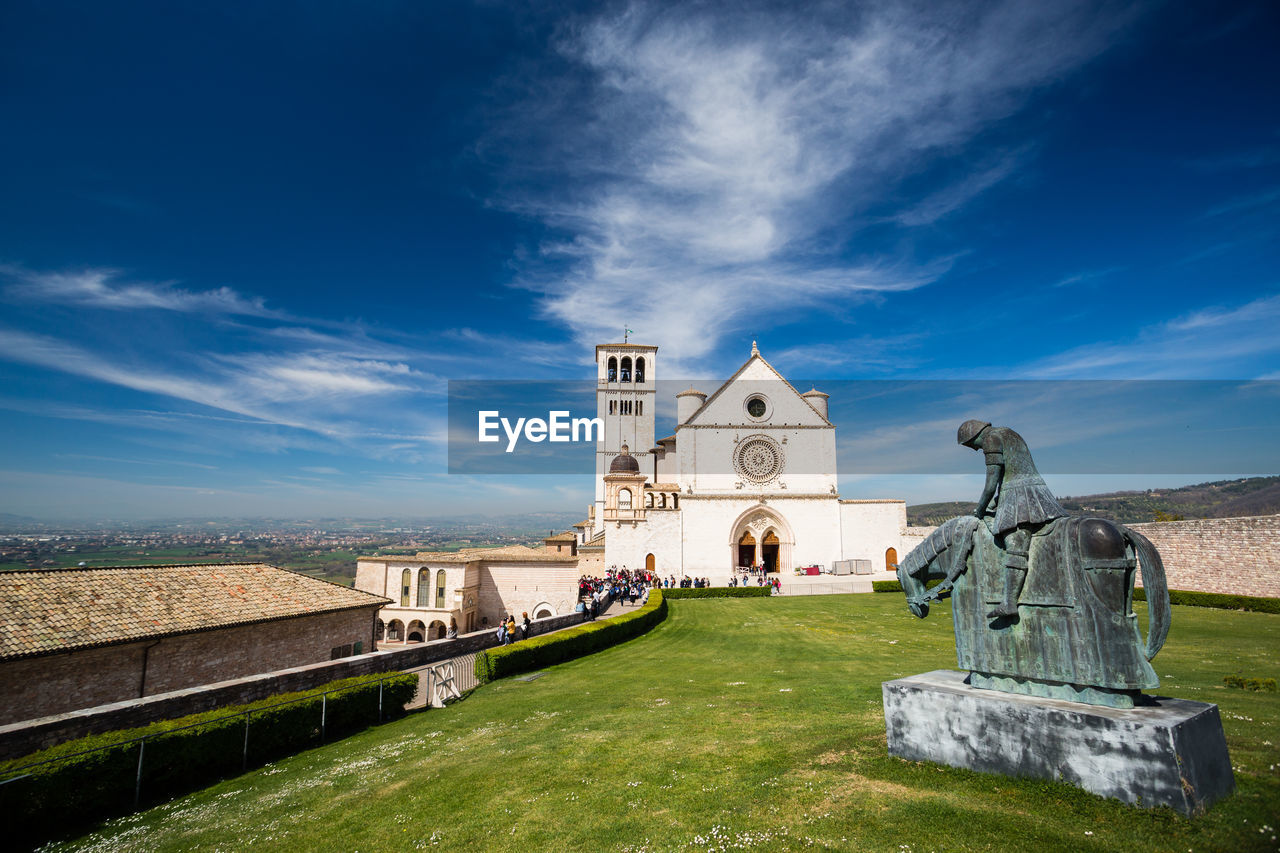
[624,327,633,343]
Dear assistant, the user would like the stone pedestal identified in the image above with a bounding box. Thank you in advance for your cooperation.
[882,670,1234,816]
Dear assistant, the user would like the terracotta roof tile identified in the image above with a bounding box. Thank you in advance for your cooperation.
[359,544,579,565]
[0,563,388,661]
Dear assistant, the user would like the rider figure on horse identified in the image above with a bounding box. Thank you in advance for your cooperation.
[958,420,1068,619]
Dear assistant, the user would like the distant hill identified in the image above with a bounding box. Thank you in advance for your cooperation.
[907,476,1280,526]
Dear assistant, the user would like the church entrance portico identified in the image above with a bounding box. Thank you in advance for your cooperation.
[729,506,794,574]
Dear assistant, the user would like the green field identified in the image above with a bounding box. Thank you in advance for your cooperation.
[49,595,1280,852]
[0,546,363,586]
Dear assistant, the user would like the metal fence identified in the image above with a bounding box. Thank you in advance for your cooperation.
[0,672,409,810]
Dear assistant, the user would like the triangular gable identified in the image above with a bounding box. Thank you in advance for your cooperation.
[685,348,832,427]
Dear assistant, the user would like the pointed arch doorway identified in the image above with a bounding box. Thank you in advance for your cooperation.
[737,531,756,569]
[761,531,780,573]
[728,506,794,573]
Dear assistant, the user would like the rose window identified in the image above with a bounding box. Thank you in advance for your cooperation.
[734,436,784,484]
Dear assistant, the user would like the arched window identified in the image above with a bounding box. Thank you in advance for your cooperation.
[620,357,631,382]
[607,357,617,382]
[618,488,632,510]
[645,492,654,508]
[635,357,645,383]
[400,569,411,607]
[436,569,447,609]
[416,568,429,606]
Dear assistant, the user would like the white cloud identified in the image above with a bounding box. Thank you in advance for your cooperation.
[1,266,277,316]
[1022,293,1280,378]
[0,327,441,446]
[487,0,1138,367]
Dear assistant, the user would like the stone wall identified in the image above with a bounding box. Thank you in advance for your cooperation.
[0,609,589,761]
[1128,514,1280,598]
[0,606,379,728]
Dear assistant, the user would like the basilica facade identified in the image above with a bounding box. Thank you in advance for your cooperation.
[581,341,910,579]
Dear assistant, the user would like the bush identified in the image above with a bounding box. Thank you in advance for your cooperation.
[1223,674,1277,692]
[663,586,772,599]
[1133,587,1280,614]
[476,591,667,683]
[873,580,903,593]
[0,672,418,850]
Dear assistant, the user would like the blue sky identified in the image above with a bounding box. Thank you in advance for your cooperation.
[1,1,1277,521]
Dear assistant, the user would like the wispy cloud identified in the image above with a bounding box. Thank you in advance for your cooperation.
[0,325,442,451]
[1200,186,1280,219]
[1049,266,1125,289]
[2,265,277,317]
[485,0,1138,367]
[1023,293,1280,378]
[893,149,1030,227]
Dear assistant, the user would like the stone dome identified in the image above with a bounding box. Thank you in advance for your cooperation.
[609,444,641,473]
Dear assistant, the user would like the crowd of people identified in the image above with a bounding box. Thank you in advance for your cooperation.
[494,611,532,645]
[730,572,782,593]
[497,564,787,646]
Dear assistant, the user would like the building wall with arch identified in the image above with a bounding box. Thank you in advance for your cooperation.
[838,499,909,568]
[678,495,844,574]
[604,507,683,576]
[357,549,580,645]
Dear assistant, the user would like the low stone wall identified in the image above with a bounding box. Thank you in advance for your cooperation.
[1129,514,1280,598]
[0,609,587,761]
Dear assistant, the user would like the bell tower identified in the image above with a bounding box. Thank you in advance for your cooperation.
[594,341,656,532]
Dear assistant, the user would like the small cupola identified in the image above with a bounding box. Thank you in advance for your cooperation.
[609,443,641,473]
[802,387,829,419]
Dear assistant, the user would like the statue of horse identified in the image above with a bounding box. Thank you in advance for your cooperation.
[896,512,1172,708]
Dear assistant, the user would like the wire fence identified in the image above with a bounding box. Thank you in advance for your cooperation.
[0,672,409,810]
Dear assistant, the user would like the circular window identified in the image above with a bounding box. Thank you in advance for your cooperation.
[745,395,768,419]
[734,435,785,484]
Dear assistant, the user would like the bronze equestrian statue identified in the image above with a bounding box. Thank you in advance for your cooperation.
[897,421,1172,708]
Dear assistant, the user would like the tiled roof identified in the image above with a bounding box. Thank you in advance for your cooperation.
[544,532,577,542]
[0,563,388,662]
[359,544,579,565]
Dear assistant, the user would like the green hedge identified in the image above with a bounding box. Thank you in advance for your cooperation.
[476,591,667,683]
[878,579,1278,613]
[1133,587,1280,614]
[662,586,772,599]
[0,672,418,849]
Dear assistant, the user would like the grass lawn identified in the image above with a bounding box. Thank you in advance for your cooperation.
[49,595,1280,852]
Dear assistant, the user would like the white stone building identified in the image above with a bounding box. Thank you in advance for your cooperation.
[355,538,581,644]
[587,341,909,580]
